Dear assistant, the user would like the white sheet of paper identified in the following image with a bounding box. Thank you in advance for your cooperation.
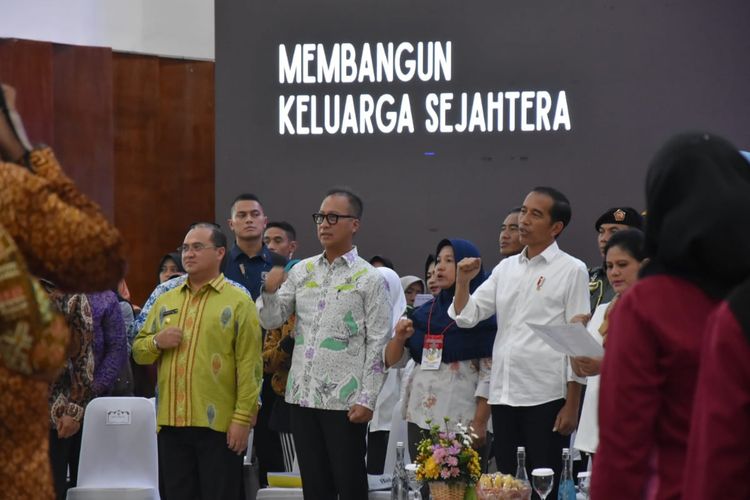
[413,294,433,308]
[526,322,604,358]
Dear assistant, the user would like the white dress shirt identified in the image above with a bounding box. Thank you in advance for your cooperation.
[448,241,590,407]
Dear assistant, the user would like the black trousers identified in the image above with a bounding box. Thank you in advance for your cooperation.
[48,428,82,500]
[491,399,569,500]
[406,422,432,465]
[366,430,389,475]
[290,405,368,500]
[256,374,285,486]
[158,426,244,500]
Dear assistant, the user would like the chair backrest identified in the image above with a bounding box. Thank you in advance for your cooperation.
[381,393,410,474]
[76,397,158,489]
[244,429,255,465]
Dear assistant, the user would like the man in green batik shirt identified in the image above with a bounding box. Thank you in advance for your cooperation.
[133,223,262,500]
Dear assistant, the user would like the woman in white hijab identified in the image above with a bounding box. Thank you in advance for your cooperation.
[367,267,408,475]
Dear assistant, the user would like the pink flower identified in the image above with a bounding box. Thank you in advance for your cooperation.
[440,469,452,479]
[450,467,460,477]
[446,456,458,467]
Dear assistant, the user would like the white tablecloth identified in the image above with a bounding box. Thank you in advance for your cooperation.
[256,488,391,499]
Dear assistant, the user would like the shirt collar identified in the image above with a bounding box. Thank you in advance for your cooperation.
[316,246,359,268]
[229,243,272,263]
[519,240,560,264]
[178,273,227,294]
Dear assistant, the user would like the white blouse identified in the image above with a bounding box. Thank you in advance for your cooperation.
[401,354,492,432]
[573,302,608,454]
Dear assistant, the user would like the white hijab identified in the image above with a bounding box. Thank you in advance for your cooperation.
[400,275,425,294]
[371,267,407,433]
[378,267,408,333]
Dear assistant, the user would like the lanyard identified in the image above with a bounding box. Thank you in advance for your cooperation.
[426,299,456,337]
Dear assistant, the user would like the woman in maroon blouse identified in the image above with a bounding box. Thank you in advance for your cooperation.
[682,277,750,500]
[591,133,750,500]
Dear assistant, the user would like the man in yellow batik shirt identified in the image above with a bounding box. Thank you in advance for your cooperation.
[133,223,262,500]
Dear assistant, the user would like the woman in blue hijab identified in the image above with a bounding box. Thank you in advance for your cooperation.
[384,238,497,462]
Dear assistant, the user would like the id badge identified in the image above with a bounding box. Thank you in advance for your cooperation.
[421,334,444,370]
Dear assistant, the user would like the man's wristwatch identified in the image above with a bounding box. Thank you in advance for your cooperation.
[153,335,160,350]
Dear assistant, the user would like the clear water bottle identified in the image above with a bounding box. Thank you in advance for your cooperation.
[515,446,529,486]
[391,441,409,500]
[557,448,576,500]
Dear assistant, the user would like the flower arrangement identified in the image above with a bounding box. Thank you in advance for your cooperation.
[415,418,482,486]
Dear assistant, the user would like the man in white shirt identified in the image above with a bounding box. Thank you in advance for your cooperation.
[450,187,589,498]
[257,188,391,500]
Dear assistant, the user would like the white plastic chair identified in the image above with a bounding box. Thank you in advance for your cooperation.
[66,397,160,500]
[381,401,410,473]
[256,488,304,499]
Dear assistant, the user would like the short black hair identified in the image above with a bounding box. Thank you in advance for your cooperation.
[266,221,296,241]
[230,193,264,216]
[604,228,646,262]
[424,253,435,280]
[508,206,522,215]
[325,187,363,219]
[189,222,228,249]
[530,186,572,229]
[369,255,395,270]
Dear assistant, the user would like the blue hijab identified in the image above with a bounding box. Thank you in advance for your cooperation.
[407,239,497,364]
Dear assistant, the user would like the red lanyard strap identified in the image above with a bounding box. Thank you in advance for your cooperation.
[426,299,455,337]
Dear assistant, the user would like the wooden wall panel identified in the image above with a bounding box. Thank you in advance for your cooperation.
[0,40,215,303]
[113,54,161,304]
[114,55,215,304]
[157,58,215,225]
[0,39,55,147]
[52,44,114,219]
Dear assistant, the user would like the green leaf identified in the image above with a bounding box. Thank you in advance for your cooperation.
[352,269,368,281]
[305,281,319,288]
[294,334,304,345]
[343,311,358,335]
[320,337,347,351]
[335,283,355,292]
[338,376,358,402]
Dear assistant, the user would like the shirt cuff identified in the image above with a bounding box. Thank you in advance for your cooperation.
[146,335,161,355]
[65,403,85,422]
[231,408,255,426]
[448,298,479,328]
[355,391,376,410]
[474,380,490,400]
[566,360,586,384]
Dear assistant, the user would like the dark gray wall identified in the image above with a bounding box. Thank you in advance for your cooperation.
[216,0,750,275]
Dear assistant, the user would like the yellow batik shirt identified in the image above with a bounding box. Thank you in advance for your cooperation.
[133,274,262,432]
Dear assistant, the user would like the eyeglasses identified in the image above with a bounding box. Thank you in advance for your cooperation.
[312,213,358,225]
[177,243,218,254]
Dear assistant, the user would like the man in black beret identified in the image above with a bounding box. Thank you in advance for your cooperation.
[589,207,644,310]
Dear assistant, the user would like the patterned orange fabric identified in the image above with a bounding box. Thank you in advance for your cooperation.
[0,225,68,500]
[0,148,126,292]
[262,315,297,396]
[0,148,125,499]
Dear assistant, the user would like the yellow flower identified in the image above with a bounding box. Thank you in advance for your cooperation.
[423,456,441,480]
